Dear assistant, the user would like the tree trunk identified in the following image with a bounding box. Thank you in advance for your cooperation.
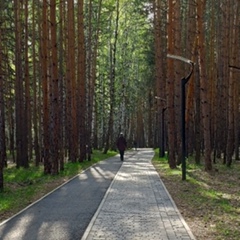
[23,0,30,167]
[137,102,145,148]
[174,0,182,165]
[167,0,176,168]
[32,0,40,166]
[78,0,87,162]
[58,0,65,170]
[194,64,201,164]
[148,91,153,147]
[67,0,78,162]
[216,2,228,163]
[0,14,5,190]
[226,2,239,166]
[49,0,59,174]
[197,0,212,171]
[153,0,166,155]
[14,0,26,168]
[41,0,51,174]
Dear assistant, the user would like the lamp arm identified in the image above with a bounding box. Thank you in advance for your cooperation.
[185,62,194,82]
[167,54,194,65]
[167,54,194,83]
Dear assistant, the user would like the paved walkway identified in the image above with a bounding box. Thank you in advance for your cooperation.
[0,154,123,240]
[81,149,195,240]
[0,149,195,240]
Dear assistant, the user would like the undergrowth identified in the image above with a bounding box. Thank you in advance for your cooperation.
[0,150,117,222]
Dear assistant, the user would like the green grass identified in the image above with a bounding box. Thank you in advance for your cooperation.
[152,148,240,240]
[0,150,117,220]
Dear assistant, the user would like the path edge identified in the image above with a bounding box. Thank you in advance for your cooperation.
[152,159,197,240]
[0,155,118,227]
[81,159,124,240]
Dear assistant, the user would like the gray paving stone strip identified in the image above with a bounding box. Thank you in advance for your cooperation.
[81,149,196,240]
[0,155,123,240]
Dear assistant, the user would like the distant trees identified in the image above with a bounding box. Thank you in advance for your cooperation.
[103,0,119,154]
[0,0,155,190]
[0,0,240,190]
[153,0,240,170]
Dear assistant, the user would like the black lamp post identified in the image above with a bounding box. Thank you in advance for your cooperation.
[167,54,194,180]
[181,67,194,180]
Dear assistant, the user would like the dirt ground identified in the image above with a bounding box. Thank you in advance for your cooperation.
[153,161,240,240]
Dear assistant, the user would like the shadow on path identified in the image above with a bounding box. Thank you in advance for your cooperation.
[0,154,123,240]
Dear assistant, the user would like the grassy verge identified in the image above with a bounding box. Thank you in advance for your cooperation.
[0,150,117,223]
[152,149,240,240]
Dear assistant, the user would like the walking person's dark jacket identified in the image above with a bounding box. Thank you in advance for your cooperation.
[116,133,127,161]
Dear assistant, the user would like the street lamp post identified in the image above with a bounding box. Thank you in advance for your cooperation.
[167,54,194,180]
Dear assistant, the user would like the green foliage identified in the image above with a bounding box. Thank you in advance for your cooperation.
[95,0,154,139]
[5,166,44,183]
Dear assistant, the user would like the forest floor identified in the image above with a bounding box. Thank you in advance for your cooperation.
[1,151,240,240]
[152,155,240,240]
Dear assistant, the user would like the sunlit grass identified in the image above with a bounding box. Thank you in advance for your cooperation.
[5,166,45,182]
[152,148,240,240]
[0,150,117,219]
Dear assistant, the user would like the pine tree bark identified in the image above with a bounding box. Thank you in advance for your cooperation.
[67,0,78,162]
[186,1,200,163]
[0,14,5,190]
[58,0,65,170]
[49,0,59,174]
[216,2,228,162]
[32,0,40,166]
[154,0,166,155]
[86,0,93,155]
[174,0,182,165]
[167,0,176,168]
[23,0,30,167]
[137,102,145,148]
[226,2,239,166]
[233,5,240,160]
[197,0,212,171]
[41,0,51,174]
[14,0,26,168]
[78,0,87,162]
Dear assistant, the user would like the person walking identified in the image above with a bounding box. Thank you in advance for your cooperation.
[116,133,127,161]
[133,140,137,151]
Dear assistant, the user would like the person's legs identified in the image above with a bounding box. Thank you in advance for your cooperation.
[120,150,124,161]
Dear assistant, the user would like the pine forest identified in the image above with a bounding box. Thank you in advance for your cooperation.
[0,0,240,192]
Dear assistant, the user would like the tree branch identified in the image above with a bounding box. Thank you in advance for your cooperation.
[229,65,240,70]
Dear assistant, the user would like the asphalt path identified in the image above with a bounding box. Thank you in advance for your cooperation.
[0,153,127,240]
